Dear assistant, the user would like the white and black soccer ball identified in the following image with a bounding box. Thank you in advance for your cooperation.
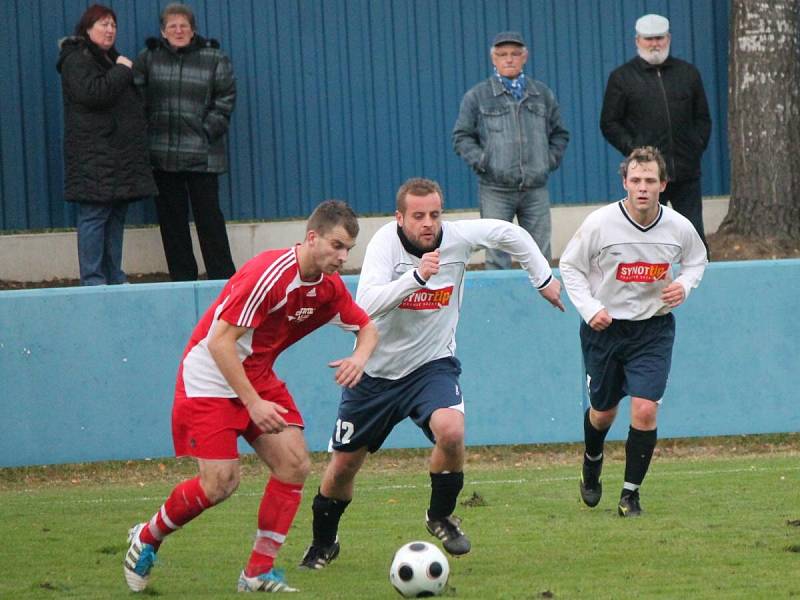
[389,540,449,598]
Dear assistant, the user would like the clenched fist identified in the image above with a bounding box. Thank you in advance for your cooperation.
[417,249,440,281]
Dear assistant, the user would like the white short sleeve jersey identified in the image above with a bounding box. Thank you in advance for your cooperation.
[358,218,553,379]
[559,200,708,323]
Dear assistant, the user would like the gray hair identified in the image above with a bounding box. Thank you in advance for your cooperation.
[489,45,527,56]
[160,3,196,30]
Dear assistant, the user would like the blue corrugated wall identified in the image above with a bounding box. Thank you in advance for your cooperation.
[0,0,729,231]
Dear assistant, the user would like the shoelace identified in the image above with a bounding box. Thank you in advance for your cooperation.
[441,516,464,538]
[307,543,335,562]
[307,546,324,561]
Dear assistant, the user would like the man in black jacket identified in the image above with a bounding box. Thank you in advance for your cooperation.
[600,14,711,253]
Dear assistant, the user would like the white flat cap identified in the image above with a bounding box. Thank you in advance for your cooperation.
[635,14,669,37]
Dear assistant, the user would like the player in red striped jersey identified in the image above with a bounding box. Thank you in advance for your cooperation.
[124,200,378,593]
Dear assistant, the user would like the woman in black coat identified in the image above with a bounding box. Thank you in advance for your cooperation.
[57,4,157,285]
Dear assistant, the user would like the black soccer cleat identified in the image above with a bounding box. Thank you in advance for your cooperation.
[425,512,471,556]
[298,538,340,570]
[618,490,643,517]
[579,455,603,508]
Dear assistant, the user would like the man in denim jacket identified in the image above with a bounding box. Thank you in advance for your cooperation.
[453,31,569,266]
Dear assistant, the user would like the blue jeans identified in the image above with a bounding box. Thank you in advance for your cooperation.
[76,201,130,285]
[478,183,552,268]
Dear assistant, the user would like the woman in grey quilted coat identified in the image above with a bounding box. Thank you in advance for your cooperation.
[134,2,237,282]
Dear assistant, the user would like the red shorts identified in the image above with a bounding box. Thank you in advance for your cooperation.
[172,376,304,460]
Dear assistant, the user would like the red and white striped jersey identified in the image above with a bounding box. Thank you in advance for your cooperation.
[181,246,370,398]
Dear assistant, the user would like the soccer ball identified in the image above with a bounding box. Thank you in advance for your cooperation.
[389,541,449,597]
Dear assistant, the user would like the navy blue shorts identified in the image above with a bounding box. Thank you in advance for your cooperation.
[330,356,463,453]
[580,314,675,411]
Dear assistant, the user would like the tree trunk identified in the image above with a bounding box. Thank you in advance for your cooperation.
[721,0,800,238]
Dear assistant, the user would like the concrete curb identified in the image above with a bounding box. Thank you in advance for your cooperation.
[0,197,728,281]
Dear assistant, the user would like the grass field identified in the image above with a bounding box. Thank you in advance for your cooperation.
[2,435,799,599]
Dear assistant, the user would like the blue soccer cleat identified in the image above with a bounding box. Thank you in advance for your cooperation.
[237,568,298,593]
[123,523,157,592]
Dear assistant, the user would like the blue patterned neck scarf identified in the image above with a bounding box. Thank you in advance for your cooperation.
[494,69,527,102]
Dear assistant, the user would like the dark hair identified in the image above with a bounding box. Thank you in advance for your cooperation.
[160,3,196,30]
[307,200,359,239]
[73,4,116,39]
[395,178,444,212]
[619,146,668,181]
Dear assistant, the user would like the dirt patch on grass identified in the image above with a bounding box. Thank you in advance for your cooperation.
[460,491,488,508]
[2,433,798,492]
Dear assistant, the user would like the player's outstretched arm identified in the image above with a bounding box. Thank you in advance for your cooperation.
[207,319,289,433]
[538,277,565,312]
[329,321,379,388]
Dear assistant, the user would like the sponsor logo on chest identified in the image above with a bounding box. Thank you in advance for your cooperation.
[399,286,454,310]
[288,307,315,322]
[616,261,669,283]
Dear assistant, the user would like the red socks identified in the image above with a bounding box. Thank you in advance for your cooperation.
[244,477,304,577]
[135,474,302,577]
[139,476,211,548]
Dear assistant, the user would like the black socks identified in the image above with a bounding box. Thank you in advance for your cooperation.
[311,491,351,546]
[584,408,611,459]
[624,426,658,490]
[428,471,464,520]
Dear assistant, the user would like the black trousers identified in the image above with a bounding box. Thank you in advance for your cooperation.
[659,178,709,255]
[153,171,236,281]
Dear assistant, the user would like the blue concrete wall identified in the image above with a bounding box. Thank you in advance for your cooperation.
[2,260,798,468]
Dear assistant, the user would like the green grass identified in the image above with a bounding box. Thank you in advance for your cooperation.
[1,442,799,598]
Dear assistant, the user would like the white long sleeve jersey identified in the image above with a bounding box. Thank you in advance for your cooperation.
[357,218,553,379]
[559,200,708,324]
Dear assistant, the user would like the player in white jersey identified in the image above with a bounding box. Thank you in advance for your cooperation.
[559,146,707,517]
[299,178,564,569]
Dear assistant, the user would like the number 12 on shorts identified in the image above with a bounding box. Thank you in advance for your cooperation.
[334,419,354,445]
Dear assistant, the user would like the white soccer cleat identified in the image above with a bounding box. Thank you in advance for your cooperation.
[237,568,298,593]
[123,523,157,592]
